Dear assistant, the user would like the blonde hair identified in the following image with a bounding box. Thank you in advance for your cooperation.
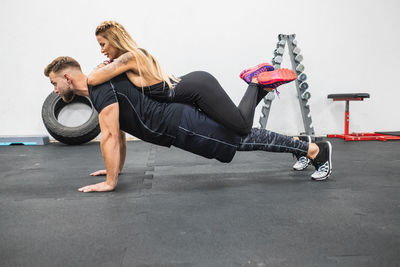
[95,21,179,89]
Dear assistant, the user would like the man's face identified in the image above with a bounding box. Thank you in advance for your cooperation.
[96,35,121,61]
[49,71,75,103]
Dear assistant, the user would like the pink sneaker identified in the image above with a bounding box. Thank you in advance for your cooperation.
[257,68,296,88]
[240,63,274,84]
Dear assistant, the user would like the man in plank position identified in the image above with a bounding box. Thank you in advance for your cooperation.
[44,56,332,193]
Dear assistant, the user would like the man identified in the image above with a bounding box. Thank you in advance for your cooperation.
[44,56,332,193]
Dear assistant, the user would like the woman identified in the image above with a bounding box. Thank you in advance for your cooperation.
[88,21,296,135]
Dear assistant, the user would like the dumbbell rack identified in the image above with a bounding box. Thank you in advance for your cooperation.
[259,34,315,136]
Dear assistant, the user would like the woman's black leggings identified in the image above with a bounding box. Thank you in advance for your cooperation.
[142,71,268,136]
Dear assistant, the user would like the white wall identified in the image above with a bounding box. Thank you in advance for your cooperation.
[1,0,399,137]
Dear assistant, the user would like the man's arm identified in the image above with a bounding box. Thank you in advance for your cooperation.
[89,130,126,177]
[78,103,121,193]
[87,52,137,86]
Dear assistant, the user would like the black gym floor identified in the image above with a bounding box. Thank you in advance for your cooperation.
[1,138,399,267]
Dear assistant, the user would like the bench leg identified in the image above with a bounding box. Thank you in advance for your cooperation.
[344,100,349,135]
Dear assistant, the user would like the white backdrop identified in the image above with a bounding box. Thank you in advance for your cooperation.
[1,0,399,138]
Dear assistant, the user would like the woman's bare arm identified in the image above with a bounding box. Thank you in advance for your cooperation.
[87,52,137,86]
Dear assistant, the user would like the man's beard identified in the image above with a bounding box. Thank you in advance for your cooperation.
[61,90,75,103]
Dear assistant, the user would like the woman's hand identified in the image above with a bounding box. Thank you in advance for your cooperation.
[95,60,111,69]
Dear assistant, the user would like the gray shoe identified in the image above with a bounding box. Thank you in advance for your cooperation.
[293,135,311,171]
[311,141,333,181]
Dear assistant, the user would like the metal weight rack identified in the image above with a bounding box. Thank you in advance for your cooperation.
[259,34,315,136]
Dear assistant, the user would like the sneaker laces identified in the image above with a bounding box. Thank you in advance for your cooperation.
[298,156,308,164]
[316,162,329,173]
[274,88,280,98]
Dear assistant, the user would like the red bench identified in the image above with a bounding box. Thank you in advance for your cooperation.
[327,93,400,141]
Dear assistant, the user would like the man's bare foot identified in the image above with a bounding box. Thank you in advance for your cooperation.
[78,181,115,193]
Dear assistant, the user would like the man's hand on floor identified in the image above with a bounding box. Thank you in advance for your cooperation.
[78,181,115,193]
[90,169,107,176]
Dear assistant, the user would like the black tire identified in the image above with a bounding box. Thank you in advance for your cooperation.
[41,92,100,145]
